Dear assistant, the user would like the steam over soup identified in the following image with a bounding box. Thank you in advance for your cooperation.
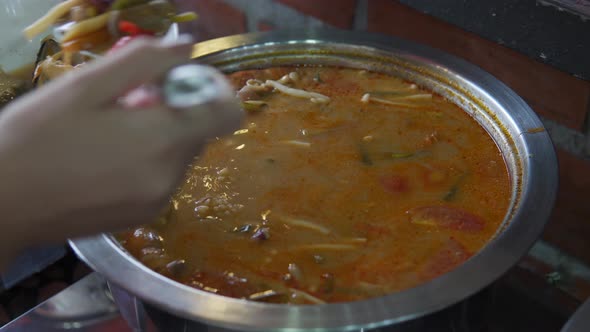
[120,66,511,304]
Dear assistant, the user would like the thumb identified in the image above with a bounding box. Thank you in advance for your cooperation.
[163,64,244,140]
[111,65,243,147]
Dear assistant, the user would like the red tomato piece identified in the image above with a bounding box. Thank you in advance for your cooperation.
[118,20,156,37]
[380,175,409,194]
[406,206,485,232]
[420,237,471,279]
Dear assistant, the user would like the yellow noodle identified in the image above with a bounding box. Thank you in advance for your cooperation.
[288,288,326,304]
[296,244,358,251]
[62,12,111,42]
[361,93,423,108]
[24,0,84,40]
[279,140,312,148]
[265,80,330,103]
[278,215,330,234]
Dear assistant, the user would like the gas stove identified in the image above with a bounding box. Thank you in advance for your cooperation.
[0,273,139,332]
[0,268,579,332]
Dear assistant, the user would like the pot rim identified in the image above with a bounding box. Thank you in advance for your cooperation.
[70,29,558,332]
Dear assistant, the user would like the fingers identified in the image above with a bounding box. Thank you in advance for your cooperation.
[119,85,162,108]
[63,36,194,106]
[114,97,242,151]
[181,96,244,140]
[115,64,244,144]
[163,64,244,139]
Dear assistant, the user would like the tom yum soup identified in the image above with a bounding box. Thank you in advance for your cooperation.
[120,66,511,304]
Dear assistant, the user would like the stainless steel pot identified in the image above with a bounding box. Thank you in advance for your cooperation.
[70,29,558,332]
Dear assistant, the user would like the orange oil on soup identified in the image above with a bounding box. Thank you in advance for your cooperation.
[120,66,511,304]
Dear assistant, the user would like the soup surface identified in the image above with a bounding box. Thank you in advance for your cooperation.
[120,66,511,304]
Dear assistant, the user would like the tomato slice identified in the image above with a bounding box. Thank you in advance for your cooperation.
[380,175,409,194]
[406,205,484,231]
[420,237,471,279]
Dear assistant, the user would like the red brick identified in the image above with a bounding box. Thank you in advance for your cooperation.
[257,20,275,32]
[543,150,590,264]
[174,0,247,41]
[367,0,590,130]
[277,0,357,29]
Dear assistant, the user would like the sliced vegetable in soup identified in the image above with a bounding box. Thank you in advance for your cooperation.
[119,66,511,304]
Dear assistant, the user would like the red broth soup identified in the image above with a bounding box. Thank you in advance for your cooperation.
[120,66,511,304]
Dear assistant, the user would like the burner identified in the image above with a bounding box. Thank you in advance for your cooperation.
[126,284,496,332]
[0,272,572,332]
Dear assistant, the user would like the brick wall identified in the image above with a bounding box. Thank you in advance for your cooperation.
[175,0,590,301]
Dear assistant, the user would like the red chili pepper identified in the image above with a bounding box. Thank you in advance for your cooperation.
[118,20,155,37]
[109,21,156,54]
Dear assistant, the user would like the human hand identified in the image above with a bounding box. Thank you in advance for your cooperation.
[0,37,242,262]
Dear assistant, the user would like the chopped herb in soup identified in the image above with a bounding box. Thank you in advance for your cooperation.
[120,66,511,304]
